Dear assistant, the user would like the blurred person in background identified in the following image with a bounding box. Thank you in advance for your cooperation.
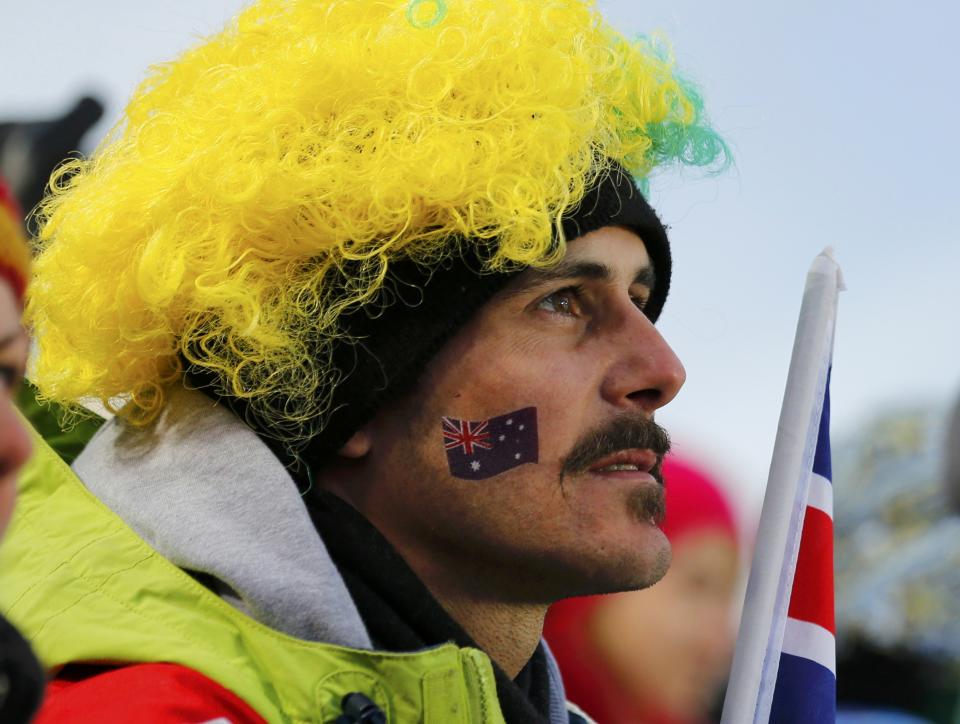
[0,98,106,466]
[545,454,740,724]
[0,177,43,723]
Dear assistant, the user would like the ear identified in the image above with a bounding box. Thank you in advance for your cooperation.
[338,429,373,459]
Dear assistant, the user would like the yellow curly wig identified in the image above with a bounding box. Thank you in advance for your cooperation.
[29,0,726,441]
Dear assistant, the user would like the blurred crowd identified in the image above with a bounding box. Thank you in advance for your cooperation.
[833,402,960,722]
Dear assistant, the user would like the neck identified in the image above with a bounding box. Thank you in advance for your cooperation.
[408,556,548,678]
[318,465,548,677]
[321,486,545,676]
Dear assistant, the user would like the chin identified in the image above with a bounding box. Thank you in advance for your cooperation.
[563,534,672,598]
[622,540,672,591]
[611,517,672,589]
[565,479,672,585]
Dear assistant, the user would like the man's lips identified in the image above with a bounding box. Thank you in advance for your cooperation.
[587,448,659,475]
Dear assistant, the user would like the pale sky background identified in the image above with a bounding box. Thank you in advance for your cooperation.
[3,1,957,527]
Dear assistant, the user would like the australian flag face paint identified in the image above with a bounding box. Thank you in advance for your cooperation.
[442,407,539,480]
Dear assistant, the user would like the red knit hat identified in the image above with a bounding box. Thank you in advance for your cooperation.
[658,454,737,544]
[544,454,738,724]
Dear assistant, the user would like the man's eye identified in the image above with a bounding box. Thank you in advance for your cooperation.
[0,364,23,392]
[536,288,581,316]
[630,294,649,313]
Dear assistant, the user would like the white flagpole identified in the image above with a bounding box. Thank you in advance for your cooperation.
[720,248,844,724]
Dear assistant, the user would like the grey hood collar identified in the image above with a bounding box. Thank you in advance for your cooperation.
[73,385,372,649]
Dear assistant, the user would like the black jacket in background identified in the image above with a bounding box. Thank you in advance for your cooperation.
[0,611,44,723]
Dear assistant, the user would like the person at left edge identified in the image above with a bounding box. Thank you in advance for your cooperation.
[0,176,44,723]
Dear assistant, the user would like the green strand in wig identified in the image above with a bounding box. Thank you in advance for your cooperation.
[29,0,728,444]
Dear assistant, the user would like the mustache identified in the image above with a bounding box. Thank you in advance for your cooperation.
[561,414,671,483]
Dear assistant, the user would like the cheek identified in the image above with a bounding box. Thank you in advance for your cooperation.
[0,402,31,539]
[429,318,593,408]
[426,346,592,473]
[393,327,602,525]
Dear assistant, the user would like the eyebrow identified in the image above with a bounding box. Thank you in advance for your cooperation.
[507,259,656,295]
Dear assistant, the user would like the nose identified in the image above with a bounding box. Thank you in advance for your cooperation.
[600,307,686,414]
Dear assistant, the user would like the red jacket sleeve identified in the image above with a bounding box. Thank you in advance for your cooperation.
[35,662,267,724]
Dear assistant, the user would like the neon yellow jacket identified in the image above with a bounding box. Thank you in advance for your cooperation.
[0,431,509,724]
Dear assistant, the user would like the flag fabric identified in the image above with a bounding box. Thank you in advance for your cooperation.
[721,249,843,724]
[442,406,538,480]
[769,371,835,721]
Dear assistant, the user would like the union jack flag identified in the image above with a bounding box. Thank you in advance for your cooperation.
[722,249,843,724]
[442,418,493,456]
[769,371,835,721]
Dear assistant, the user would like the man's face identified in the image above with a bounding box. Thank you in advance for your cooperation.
[332,226,685,603]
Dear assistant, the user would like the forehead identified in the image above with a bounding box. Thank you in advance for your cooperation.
[508,225,654,293]
[562,225,650,271]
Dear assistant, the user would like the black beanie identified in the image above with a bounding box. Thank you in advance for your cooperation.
[302,161,671,463]
[187,161,671,468]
